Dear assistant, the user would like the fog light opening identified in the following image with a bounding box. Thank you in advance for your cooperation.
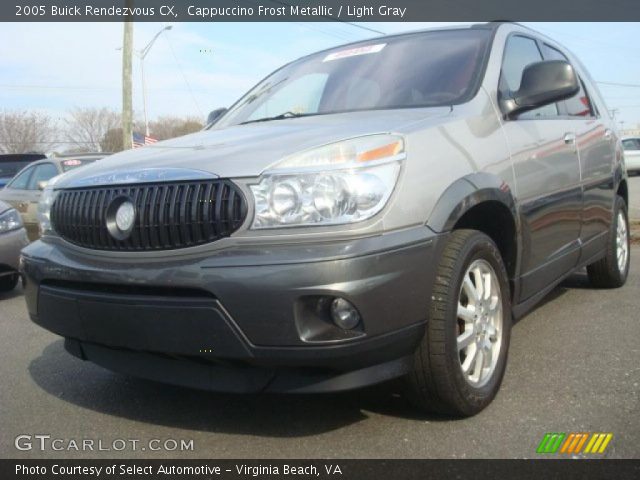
[330,297,360,330]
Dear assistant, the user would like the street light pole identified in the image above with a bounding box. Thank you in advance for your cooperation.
[138,25,172,137]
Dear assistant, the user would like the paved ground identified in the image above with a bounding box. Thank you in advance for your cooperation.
[0,251,638,460]
[629,174,640,221]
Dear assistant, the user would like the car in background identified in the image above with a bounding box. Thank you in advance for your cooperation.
[0,153,106,240]
[0,200,28,293]
[622,137,640,174]
[0,153,47,188]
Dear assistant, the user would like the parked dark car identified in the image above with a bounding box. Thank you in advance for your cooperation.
[21,23,629,416]
[0,153,47,189]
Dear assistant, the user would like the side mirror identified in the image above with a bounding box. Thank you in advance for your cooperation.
[37,180,48,191]
[206,108,227,127]
[502,60,579,117]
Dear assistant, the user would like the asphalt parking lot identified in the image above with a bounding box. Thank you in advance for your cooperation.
[0,249,638,460]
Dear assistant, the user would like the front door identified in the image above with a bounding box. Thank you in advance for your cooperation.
[498,34,583,300]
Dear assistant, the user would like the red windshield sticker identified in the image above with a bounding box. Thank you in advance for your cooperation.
[63,159,82,166]
[323,43,386,62]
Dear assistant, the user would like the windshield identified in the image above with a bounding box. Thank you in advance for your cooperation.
[216,28,491,128]
[0,161,33,178]
[60,157,100,172]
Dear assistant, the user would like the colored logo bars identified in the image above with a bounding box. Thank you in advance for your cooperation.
[537,433,613,454]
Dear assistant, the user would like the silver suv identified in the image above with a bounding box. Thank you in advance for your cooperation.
[22,22,630,416]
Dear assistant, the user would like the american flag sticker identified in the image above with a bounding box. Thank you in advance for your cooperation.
[323,43,386,62]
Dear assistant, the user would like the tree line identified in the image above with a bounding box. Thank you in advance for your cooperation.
[0,108,204,155]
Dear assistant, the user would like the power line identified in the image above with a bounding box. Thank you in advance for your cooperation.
[0,84,116,90]
[533,25,640,55]
[597,81,640,88]
[265,0,385,35]
[293,22,360,41]
[341,22,385,36]
[163,30,204,117]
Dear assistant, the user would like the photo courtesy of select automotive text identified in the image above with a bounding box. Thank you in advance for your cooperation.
[0,0,639,479]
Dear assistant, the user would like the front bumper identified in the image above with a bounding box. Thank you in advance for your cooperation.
[22,227,443,392]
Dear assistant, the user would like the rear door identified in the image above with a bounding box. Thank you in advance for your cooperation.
[538,42,616,262]
[498,34,583,300]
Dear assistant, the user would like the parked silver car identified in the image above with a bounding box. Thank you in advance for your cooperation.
[0,200,28,293]
[0,153,105,240]
[21,23,629,416]
[622,137,640,174]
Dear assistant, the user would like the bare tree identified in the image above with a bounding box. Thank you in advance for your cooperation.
[0,110,58,154]
[64,107,121,152]
[149,116,203,141]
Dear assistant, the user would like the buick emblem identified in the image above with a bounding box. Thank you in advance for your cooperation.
[115,201,135,232]
[106,196,136,240]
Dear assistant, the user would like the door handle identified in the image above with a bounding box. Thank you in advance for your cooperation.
[563,132,576,145]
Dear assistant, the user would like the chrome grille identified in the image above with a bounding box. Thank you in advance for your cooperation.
[50,180,247,251]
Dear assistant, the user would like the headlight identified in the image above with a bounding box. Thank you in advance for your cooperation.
[37,185,58,236]
[0,208,23,233]
[250,135,405,229]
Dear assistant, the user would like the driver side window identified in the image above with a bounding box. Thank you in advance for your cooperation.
[500,35,559,119]
[27,163,58,190]
[7,166,34,190]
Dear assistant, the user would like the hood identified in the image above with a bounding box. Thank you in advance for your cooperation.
[56,108,451,189]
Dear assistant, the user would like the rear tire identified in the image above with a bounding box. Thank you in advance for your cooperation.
[406,229,512,417]
[587,196,630,288]
[0,273,19,293]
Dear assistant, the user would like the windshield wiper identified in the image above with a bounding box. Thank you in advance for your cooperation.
[239,111,309,125]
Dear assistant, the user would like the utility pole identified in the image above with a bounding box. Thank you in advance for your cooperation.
[121,1,134,150]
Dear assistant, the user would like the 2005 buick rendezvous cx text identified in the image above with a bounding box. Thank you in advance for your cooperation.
[22,22,631,417]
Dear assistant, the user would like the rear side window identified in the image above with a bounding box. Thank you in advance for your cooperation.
[6,166,34,189]
[540,43,595,118]
[501,35,558,118]
[27,163,58,190]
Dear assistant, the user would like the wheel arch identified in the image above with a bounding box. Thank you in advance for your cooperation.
[426,173,521,284]
[617,177,628,206]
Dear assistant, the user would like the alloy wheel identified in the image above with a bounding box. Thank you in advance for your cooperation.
[456,259,503,388]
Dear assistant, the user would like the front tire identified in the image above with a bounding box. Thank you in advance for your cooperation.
[406,229,512,417]
[587,196,630,288]
[0,273,19,293]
